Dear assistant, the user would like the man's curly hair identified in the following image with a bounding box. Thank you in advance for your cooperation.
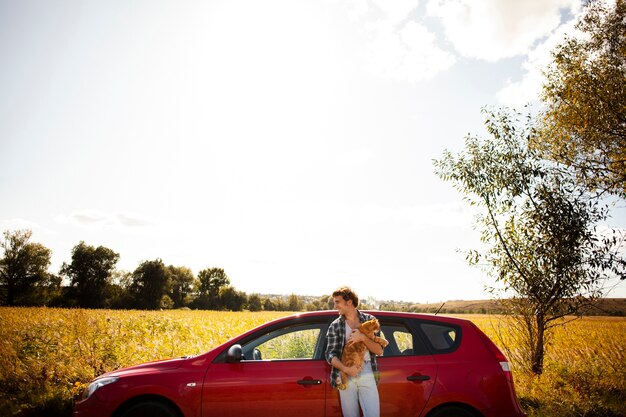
[332,286,359,308]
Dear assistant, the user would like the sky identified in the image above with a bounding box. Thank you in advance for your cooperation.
[1,0,624,303]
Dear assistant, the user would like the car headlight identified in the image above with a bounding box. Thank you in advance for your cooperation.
[83,376,119,399]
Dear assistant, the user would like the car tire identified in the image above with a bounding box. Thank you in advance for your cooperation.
[428,405,477,417]
[119,400,179,417]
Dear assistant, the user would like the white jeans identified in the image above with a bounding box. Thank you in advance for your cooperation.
[338,364,380,417]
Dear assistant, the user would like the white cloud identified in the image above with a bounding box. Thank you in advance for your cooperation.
[496,5,582,107]
[335,0,455,82]
[427,0,580,62]
[57,210,153,229]
[362,19,456,82]
[369,0,418,23]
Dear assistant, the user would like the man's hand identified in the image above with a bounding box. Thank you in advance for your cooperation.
[346,329,366,346]
[344,363,362,377]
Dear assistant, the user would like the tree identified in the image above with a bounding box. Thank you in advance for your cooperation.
[537,0,626,197]
[130,259,171,310]
[305,295,332,311]
[60,242,120,308]
[434,109,626,374]
[196,268,230,309]
[247,293,263,311]
[262,296,277,311]
[288,293,303,311]
[0,229,52,306]
[107,270,134,308]
[168,265,196,308]
[219,286,247,311]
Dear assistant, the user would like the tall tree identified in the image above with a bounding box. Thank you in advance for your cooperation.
[60,242,119,308]
[168,265,195,308]
[197,268,230,297]
[130,259,171,310]
[247,293,263,311]
[218,286,247,311]
[0,229,52,306]
[434,109,626,374]
[288,294,303,311]
[196,267,230,309]
[537,0,626,197]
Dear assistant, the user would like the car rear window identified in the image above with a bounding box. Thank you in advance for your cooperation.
[419,322,461,353]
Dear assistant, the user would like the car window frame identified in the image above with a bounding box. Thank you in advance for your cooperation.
[213,316,335,363]
[377,317,430,357]
[240,322,327,361]
[411,319,462,355]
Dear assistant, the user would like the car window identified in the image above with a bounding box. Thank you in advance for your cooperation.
[240,324,324,361]
[419,322,460,352]
[380,323,417,356]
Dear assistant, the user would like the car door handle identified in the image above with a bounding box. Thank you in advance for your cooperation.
[407,375,431,382]
[297,379,322,385]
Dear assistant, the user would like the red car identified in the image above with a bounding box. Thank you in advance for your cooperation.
[73,311,526,417]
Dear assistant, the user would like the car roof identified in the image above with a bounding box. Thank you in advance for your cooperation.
[275,310,472,326]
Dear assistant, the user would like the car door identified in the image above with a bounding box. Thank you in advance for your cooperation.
[325,318,438,417]
[202,320,329,417]
[377,319,438,417]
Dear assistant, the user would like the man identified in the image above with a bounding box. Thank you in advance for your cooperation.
[325,287,385,417]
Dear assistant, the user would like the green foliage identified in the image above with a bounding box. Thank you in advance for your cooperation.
[0,230,53,306]
[197,268,229,297]
[434,108,626,374]
[193,268,231,309]
[305,295,333,311]
[247,294,263,311]
[288,293,303,311]
[60,242,119,308]
[130,259,170,310]
[218,286,247,311]
[0,230,317,312]
[168,265,196,308]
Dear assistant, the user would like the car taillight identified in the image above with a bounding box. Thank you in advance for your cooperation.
[499,361,513,382]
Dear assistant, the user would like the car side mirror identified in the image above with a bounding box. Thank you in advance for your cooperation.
[226,344,243,363]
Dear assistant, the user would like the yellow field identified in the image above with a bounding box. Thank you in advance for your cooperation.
[0,308,624,417]
[0,308,290,417]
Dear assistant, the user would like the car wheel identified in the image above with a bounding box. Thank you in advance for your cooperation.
[119,400,179,417]
[428,405,477,417]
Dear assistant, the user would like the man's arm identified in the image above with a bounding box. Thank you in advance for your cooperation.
[347,330,384,356]
[363,335,384,356]
[325,322,341,364]
[331,356,362,377]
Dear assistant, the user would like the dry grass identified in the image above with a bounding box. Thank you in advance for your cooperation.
[459,314,626,417]
[0,308,289,417]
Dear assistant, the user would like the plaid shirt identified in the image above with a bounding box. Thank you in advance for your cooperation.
[325,310,381,389]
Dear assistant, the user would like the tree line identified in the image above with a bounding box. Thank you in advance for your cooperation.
[0,230,332,312]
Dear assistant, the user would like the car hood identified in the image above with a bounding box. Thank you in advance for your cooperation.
[101,356,191,378]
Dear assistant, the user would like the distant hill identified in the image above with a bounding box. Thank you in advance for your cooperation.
[379,298,626,316]
[260,293,626,316]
